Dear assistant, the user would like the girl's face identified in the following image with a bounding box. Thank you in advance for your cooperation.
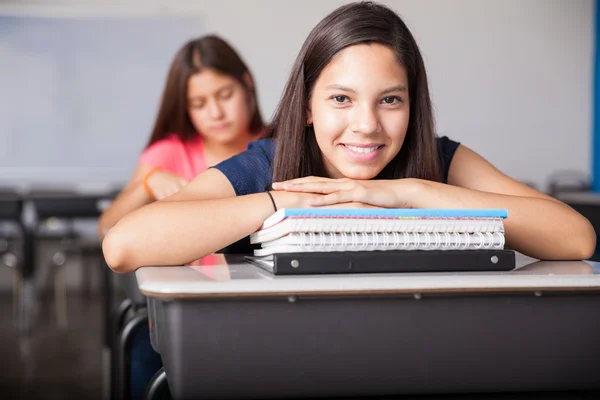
[187,68,252,144]
[308,44,410,180]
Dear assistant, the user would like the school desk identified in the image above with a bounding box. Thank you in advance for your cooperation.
[136,253,600,400]
[21,189,115,333]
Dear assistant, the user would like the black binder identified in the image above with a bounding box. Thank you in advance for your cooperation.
[246,249,515,275]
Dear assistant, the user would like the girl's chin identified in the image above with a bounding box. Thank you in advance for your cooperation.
[335,165,383,180]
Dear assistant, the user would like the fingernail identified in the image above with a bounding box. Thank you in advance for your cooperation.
[307,198,319,205]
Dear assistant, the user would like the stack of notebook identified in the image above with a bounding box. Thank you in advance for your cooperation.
[246,208,515,275]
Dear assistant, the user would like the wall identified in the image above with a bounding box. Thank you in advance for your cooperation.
[0,0,593,190]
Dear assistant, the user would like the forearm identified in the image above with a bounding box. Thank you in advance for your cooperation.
[102,192,280,273]
[98,184,153,238]
[409,179,596,260]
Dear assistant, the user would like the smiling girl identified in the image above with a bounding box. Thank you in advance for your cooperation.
[102,2,595,273]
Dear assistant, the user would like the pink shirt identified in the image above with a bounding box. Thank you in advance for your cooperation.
[139,134,206,181]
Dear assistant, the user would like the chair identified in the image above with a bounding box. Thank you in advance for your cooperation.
[144,368,169,400]
[111,272,150,400]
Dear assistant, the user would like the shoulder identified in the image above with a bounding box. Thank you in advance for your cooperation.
[139,133,197,167]
[212,139,275,196]
[436,136,461,183]
[248,138,275,156]
[436,136,460,158]
[232,138,275,164]
[140,133,186,158]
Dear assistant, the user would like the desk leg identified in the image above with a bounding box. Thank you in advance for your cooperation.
[102,261,113,348]
[18,223,35,336]
[101,261,114,400]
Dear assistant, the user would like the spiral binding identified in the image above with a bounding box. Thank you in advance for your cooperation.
[292,217,504,233]
[287,231,505,250]
[251,215,507,246]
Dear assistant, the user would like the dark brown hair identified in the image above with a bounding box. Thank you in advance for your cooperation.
[271,1,441,182]
[146,35,264,148]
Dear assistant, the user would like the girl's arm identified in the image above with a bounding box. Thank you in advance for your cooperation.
[102,168,316,273]
[416,145,596,260]
[276,145,596,260]
[98,164,154,238]
[98,164,188,237]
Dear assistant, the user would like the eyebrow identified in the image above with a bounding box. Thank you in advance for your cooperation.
[381,85,407,95]
[325,84,407,95]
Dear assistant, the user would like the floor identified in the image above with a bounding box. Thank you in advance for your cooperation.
[0,292,103,400]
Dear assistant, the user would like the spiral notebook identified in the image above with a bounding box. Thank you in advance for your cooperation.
[246,208,513,274]
[251,208,508,257]
[253,231,506,256]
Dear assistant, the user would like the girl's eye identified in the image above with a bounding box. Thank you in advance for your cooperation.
[381,96,402,105]
[333,95,349,103]
[190,103,204,110]
[219,90,233,99]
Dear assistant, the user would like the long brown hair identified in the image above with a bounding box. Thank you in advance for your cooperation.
[146,35,264,148]
[271,1,441,182]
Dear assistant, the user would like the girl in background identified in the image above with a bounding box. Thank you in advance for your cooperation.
[98,35,265,236]
[99,35,265,400]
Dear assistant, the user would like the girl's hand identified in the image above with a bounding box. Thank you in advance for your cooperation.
[146,171,189,200]
[272,176,422,208]
[269,190,378,209]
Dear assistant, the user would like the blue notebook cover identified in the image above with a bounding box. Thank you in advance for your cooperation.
[262,208,508,229]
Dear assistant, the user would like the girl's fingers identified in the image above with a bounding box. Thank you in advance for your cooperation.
[308,190,353,206]
[280,176,323,184]
[282,181,347,194]
[273,176,339,189]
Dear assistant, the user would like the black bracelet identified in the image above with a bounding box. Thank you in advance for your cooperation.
[266,191,278,212]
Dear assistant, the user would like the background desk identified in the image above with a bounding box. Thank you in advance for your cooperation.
[137,254,600,400]
[22,189,115,333]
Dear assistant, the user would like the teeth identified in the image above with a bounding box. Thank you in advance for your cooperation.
[345,145,380,153]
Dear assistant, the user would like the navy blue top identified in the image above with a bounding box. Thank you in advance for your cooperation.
[213,136,460,196]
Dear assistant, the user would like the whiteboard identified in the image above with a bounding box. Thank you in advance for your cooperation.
[0,15,204,186]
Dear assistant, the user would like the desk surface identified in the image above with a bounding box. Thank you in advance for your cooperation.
[136,253,600,298]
